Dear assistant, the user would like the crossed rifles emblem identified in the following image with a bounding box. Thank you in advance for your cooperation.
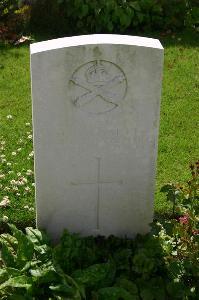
[70,61,126,109]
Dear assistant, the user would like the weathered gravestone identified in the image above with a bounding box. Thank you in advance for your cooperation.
[30,34,164,240]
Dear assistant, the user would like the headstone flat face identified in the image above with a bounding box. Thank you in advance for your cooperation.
[30,34,164,241]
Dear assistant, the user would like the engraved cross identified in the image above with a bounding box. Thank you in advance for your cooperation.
[71,157,123,231]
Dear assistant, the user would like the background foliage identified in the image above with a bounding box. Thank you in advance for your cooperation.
[0,0,31,41]
[30,0,199,36]
[0,0,199,40]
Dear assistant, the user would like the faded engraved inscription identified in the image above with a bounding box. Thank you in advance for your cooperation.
[70,60,127,114]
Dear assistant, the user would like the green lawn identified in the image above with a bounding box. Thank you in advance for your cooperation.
[0,31,198,228]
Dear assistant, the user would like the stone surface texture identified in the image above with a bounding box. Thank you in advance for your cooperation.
[30,34,164,240]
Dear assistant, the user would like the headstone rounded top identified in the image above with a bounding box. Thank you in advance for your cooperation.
[30,34,163,55]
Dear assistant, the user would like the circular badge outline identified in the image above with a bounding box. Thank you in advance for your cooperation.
[70,59,128,114]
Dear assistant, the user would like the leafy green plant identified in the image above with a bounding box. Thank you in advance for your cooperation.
[0,224,84,299]
[29,0,198,36]
[158,161,199,299]
[0,161,198,299]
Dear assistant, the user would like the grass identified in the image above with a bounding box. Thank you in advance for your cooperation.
[155,30,199,213]
[0,44,34,228]
[0,30,198,228]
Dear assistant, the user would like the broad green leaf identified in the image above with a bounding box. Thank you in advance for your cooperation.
[50,283,74,292]
[113,249,132,271]
[5,267,21,277]
[53,230,93,274]
[129,1,141,11]
[21,262,32,273]
[25,227,50,246]
[132,249,156,274]
[0,243,16,268]
[49,283,82,299]
[29,261,58,284]
[53,260,85,299]
[8,224,34,266]
[72,261,116,289]
[0,233,18,251]
[0,269,8,284]
[0,275,32,290]
[33,244,52,262]
[115,278,138,297]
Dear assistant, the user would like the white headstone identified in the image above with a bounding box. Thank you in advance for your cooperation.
[30,34,164,240]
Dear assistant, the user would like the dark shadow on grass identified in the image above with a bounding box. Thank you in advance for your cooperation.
[32,28,199,47]
[0,42,29,58]
[0,218,36,234]
[1,29,198,51]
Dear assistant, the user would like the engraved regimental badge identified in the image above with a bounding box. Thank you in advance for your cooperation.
[70,60,127,114]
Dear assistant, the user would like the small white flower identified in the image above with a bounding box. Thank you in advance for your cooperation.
[17,148,22,152]
[13,186,19,191]
[18,177,28,185]
[0,141,5,145]
[4,186,10,191]
[10,179,16,185]
[2,215,9,222]
[24,186,31,193]
[0,196,10,207]
[28,151,34,158]
[24,205,29,209]
[29,207,34,212]
[12,152,17,156]
[25,122,31,126]
[0,154,5,158]
[17,172,21,177]
[6,115,13,120]
[6,162,11,166]
[17,180,22,186]
[16,193,20,196]
[22,177,28,184]
[0,174,5,179]
[8,170,14,174]
[27,135,32,140]
[32,182,35,187]
[26,169,33,176]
